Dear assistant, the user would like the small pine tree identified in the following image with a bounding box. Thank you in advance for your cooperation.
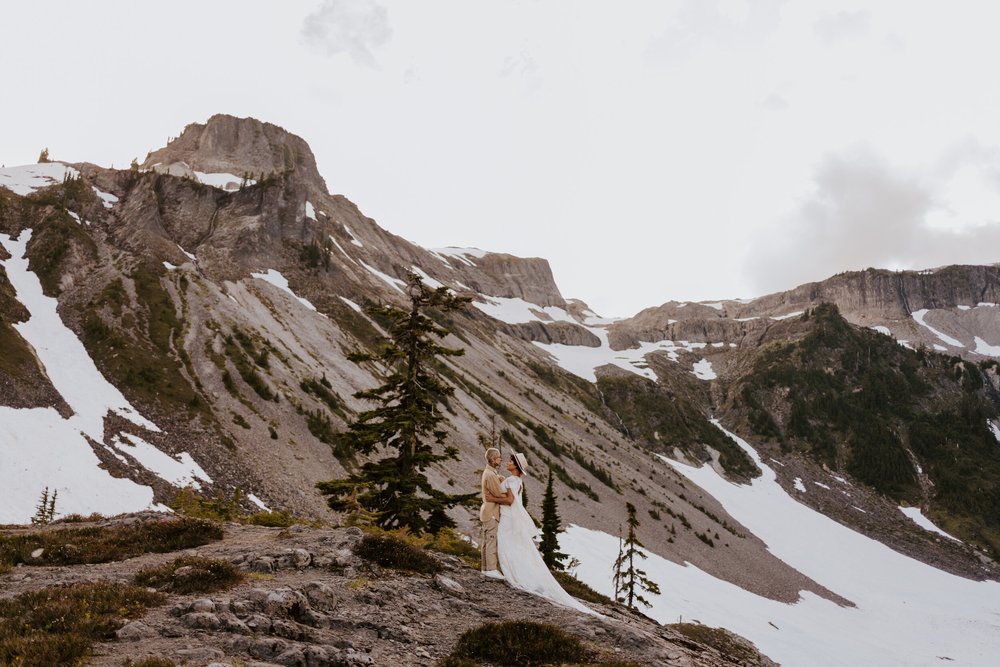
[317,272,475,535]
[612,502,661,610]
[37,148,50,163]
[31,487,58,525]
[539,470,568,570]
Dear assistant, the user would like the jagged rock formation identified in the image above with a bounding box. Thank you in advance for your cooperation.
[143,114,329,194]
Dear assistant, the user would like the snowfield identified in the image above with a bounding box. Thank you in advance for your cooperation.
[0,231,209,523]
[0,163,80,196]
[471,294,719,383]
[561,423,1000,666]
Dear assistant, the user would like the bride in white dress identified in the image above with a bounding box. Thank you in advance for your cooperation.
[495,451,600,617]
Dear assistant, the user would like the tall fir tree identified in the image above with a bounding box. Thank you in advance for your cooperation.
[316,272,474,534]
[539,470,568,570]
[612,502,661,610]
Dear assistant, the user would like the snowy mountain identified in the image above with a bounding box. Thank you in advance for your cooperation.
[2,115,999,665]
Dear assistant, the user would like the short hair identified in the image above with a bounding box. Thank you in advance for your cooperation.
[484,447,501,464]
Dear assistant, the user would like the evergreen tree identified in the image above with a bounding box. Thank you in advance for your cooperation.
[31,487,57,525]
[37,148,50,163]
[539,470,568,570]
[612,502,661,610]
[316,272,474,534]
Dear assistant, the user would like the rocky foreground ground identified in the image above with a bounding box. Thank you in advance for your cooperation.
[0,514,776,667]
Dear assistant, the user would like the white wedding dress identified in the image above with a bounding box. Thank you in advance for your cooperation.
[496,475,600,616]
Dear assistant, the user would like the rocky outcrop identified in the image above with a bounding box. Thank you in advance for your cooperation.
[451,252,566,307]
[1,517,776,667]
[742,265,1000,322]
[508,320,602,347]
[142,115,329,194]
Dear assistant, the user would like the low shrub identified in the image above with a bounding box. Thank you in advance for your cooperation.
[668,623,762,663]
[245,510,297,527]
[171,486,307,528]
[448,621,588,666]
[0,517,222,568]
[133,556,243,594]
[382,527,481,568]
[552,570,613,605]
[436,658,478,667]
[353,534,442,574]
[0,582,165,667]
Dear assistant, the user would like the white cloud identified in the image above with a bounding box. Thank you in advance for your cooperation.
[747,147,1000,293]
[301,0,392,68]
[813,10,870,45]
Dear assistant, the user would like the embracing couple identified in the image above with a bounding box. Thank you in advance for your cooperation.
[479,447,598,616]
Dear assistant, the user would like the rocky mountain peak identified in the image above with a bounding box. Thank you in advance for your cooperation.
[141,114,328,193]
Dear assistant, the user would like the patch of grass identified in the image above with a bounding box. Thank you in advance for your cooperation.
[346,577,370,590]
[0,582,165,667]
[78,269,207,421]
[133,556,243,594]
[353,534,442,574]
[224,329,279,401]
[55,513,105,524]
[447,621,587,666]
[170,486,306,528]
[0,517,222,568]
[436,658,478,667]
[552,570,614,605]
[245,510,297,528]
[668,623,762,663]
[126,658,176,667]
[380,526,481,568]
[301,376,343,416]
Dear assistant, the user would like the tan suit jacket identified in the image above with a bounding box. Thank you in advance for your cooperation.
[480,467,505,522]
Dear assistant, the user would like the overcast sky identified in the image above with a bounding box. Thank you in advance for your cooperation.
[3,1,1000,317]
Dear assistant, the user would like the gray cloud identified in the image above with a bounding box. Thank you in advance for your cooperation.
[746,148,1000,294]
[301,0,391,68]
[813,10,870,45]
[644,0,784,66]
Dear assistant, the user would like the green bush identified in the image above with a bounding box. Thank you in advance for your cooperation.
[133,556,243,594]
[0,582,165,667]
[353,534,442,574]
[448,621,587,666]
[245,510,297,528]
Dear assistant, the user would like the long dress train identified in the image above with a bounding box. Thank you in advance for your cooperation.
[496,475,600,616]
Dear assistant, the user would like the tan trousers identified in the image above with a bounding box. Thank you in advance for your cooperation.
[480,517,499,571]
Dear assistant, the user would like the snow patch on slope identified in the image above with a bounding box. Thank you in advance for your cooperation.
[912,309,963,347]
[0,163,80,196]
[562,422,1000,666]
[973,336,1000,356]
[112,433,212,490]
[898,507,961,543]
[193,171,254,191]
[0,230,205,522]
[251,270,318,312]
[360,261,405,293]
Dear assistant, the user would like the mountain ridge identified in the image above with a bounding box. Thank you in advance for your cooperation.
[3,114,1000,665]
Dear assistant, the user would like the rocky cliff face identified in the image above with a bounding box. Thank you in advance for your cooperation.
[143,114,329,194]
